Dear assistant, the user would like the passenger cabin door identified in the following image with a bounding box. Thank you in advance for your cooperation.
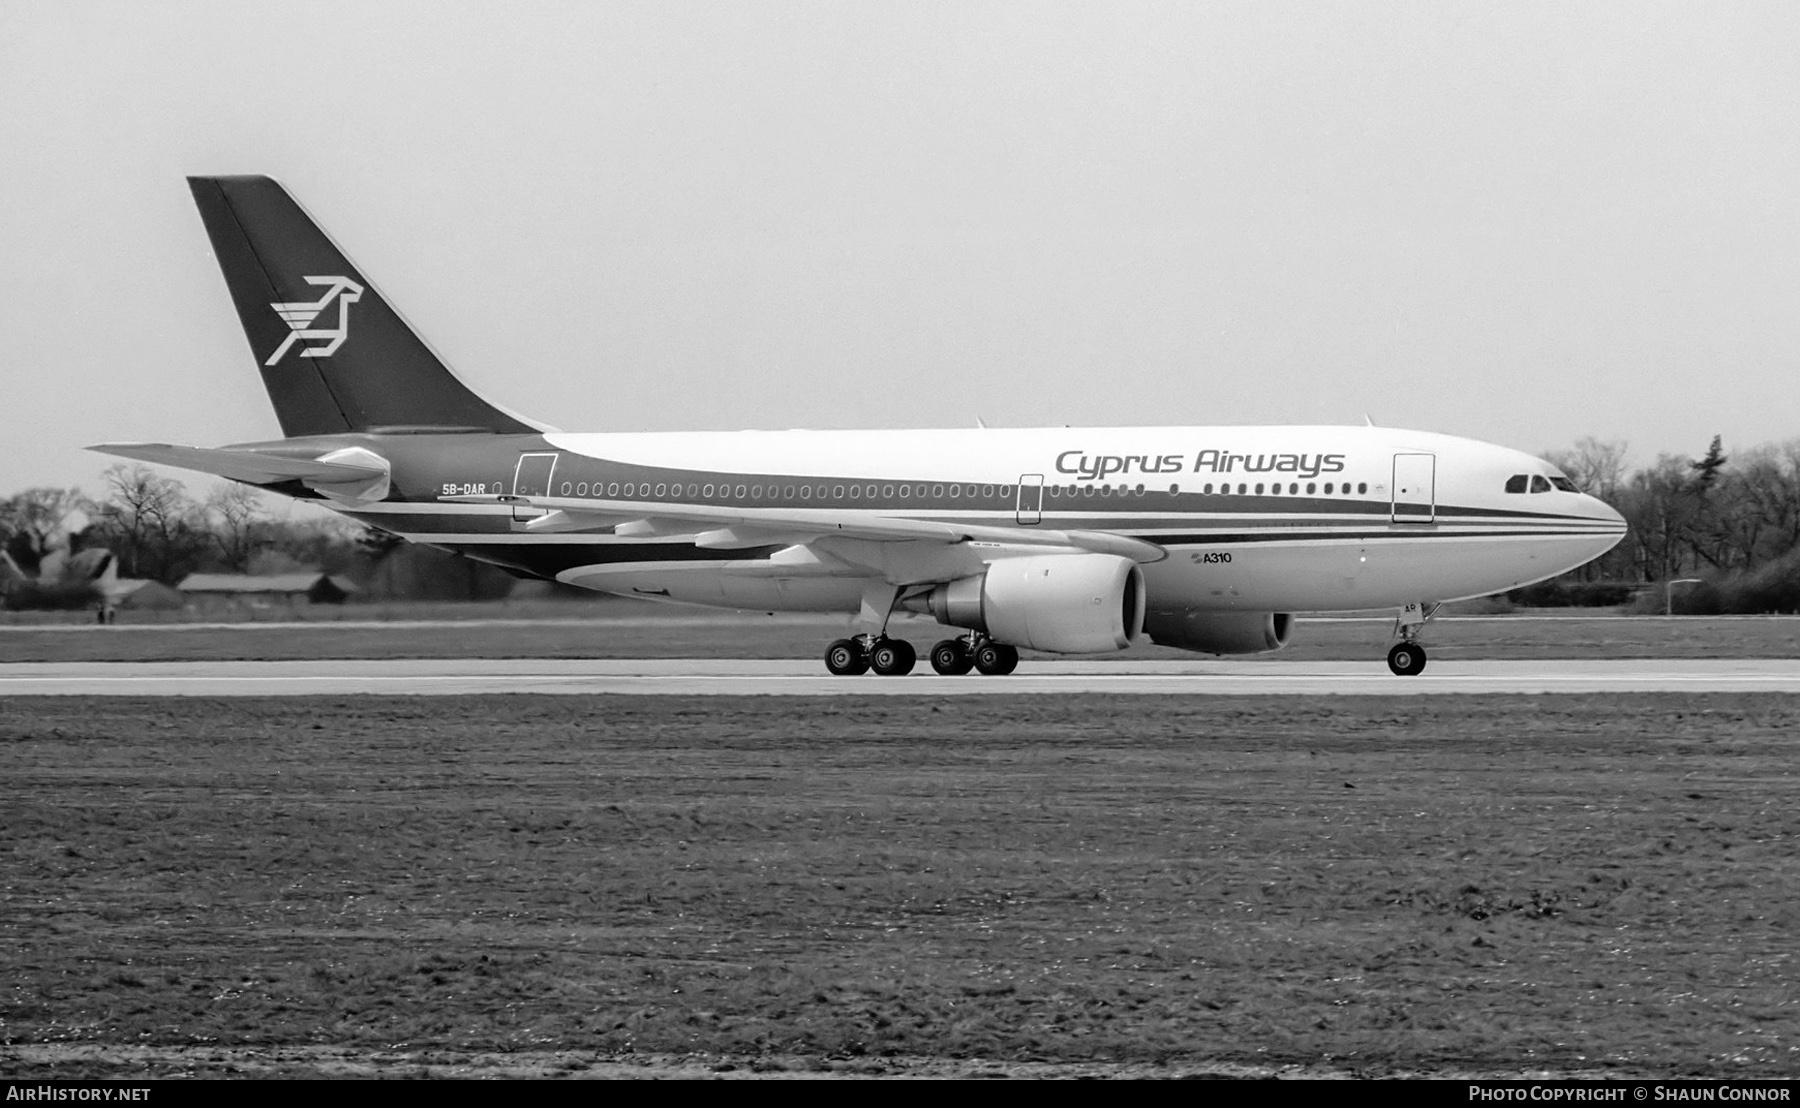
[1391,453,1436,524]
[1016,473,1044,526]
[512,452,559,524]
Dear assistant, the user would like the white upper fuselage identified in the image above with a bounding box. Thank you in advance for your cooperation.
[544,423,1535,503]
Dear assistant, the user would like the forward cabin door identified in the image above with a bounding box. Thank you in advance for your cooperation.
[1391,453,1436,524]
[512,452,559,524]
[1016,473,1044,525]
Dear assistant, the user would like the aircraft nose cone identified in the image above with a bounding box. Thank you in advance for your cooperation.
[1581,496,1628,560]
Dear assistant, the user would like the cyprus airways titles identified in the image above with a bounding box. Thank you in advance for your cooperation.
[1057,448,1347,481]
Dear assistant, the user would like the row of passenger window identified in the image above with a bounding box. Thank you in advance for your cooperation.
[551,479,1371,501]
[1047,484,1151,497]
[1505,474,1579,494]
[558,480,1015,501]
[1195,481,1369,497]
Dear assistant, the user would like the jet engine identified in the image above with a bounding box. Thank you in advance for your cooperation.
[1143,609,1293,655]
[905,553,1145,654]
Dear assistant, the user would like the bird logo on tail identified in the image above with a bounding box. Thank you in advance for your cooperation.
[265,276,364,366]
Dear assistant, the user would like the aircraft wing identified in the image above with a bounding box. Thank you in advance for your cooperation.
[442,493,1167,564]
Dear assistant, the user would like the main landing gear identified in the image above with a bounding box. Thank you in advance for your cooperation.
[829,584,1020,677]
[929,634,1018,676]
[824,635,914,676]
[1386,601,1439,676]
[823,634,1019,677]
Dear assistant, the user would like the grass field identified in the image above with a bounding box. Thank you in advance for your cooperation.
[3,694,1797,1078]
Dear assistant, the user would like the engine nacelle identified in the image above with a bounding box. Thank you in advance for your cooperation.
[1143,609,1293,655]
[908,554,1146,654]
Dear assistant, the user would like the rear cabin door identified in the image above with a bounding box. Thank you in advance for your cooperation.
[512,452,559,523]
[1016,473,1044,525]
[1390,453,1436,524]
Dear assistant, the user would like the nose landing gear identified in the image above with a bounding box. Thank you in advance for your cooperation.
[1386,600,1439,676]
[1386,641,1426,676]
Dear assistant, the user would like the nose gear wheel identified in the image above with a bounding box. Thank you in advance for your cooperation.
[1386,641,1426,676]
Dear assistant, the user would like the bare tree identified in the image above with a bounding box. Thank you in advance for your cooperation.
[1618,455,1697,582]
[207,482,268,573]
[92,465,207,583]
[1777,441,1800,554]
[0,487,91,573]
[1545,437,1630,503]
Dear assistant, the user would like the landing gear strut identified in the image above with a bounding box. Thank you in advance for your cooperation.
[1386,601,1439,676]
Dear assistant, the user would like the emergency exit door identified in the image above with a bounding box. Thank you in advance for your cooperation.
[1016,474,1044,525]
[512,452,559,523]
[1391,453,1435,524]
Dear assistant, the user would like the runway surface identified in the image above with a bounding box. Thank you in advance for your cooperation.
[5,658,1800,695]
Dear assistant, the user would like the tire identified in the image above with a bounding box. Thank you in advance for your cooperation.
[972,641,1019,676]
[1386,641,1426,676]
[929,639,974,676]
[825,638,868,676]
[869,638,916,677]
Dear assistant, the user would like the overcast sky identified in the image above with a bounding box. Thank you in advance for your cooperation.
[4,0,1797,497]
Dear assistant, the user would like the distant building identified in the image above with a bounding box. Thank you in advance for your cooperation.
[177,573,359,611]
[113,579,183,611]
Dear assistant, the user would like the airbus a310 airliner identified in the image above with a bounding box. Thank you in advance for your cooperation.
[94,176,1626,676]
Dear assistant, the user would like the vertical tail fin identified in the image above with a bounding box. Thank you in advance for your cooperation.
[187,176,541,437]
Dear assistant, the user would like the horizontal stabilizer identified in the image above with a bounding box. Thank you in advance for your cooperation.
[88,442,389,495]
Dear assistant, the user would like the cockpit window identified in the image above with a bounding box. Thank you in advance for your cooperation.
[1550,476,1578,493]
[1505,474,1528,494]
[1530,475,1552,493]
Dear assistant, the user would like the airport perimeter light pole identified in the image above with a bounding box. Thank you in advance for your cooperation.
[1667,578,1703,616]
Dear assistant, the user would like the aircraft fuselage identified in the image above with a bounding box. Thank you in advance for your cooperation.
[237,423,1625,617]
